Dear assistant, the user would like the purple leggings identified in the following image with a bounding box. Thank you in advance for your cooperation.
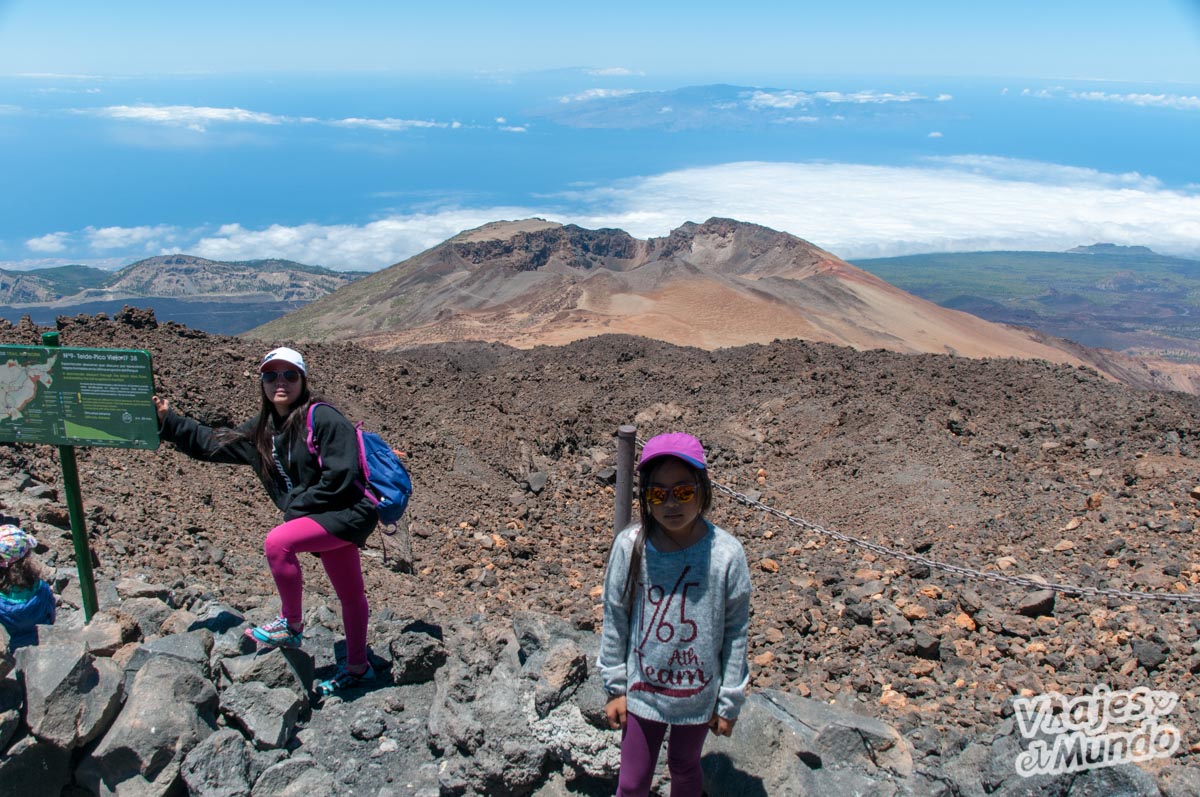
[617,712,709,797]
[263,517,369,669]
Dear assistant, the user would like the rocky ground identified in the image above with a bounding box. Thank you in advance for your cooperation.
[3,308,1200,782]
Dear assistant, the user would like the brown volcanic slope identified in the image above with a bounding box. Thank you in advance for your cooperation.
[249,218,1196,393]
[4,312,1200,769]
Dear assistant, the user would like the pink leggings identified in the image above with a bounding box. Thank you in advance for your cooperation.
[263,517,369,669]
[617,712,709,796]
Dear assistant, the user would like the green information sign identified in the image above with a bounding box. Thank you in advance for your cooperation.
[0,344,160,449]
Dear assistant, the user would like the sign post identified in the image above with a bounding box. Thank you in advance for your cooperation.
[0,333,159,620]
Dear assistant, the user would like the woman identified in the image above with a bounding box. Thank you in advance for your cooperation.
[153,346,377,696]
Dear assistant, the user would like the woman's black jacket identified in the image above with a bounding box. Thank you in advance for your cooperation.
[159,403,377,546]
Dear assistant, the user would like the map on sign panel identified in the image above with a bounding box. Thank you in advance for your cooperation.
[0,346,159,450]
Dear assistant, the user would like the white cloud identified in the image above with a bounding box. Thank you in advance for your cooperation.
[81,104,465,135]
[29,157,1200,270]
[187,158,1200,265]
[86,225,176,250]
[0,104,21,115]
[26,232,69,253]
[928,131,943,138]
[745,90,810,110]
[931,155,1161,189]
[746,89,927,110]
[190,208,542,270]
[558,88,641,103]
[89,104,292,132]
[17,72,102,80]
[813,90,925,104]
[585,67,644,77]
[331,117,450,131]
[550,159,1200,260]
[1026,86,1200,111]
[500,125,527,133]
[1072,90,1200,111]
[35,86,102,95]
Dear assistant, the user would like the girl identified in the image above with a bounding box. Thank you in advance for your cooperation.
[153,346,377,696]
[598,432,752,797]
[0,524,56,651]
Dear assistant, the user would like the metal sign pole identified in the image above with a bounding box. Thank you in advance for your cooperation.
[42,331,99,621]
[615,424,636,535]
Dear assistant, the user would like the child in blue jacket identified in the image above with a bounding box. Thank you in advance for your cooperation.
[0,524,56,650]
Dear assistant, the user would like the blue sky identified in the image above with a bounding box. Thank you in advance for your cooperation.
[4,1,1200,81]
[2,1,1200,270]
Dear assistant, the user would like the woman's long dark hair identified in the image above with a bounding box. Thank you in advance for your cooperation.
[215,374,320,482]
[621,456,713,610]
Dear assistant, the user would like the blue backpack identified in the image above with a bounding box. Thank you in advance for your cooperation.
[305,402,412,529]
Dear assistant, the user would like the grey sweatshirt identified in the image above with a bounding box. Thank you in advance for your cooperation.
[598,520,752,725]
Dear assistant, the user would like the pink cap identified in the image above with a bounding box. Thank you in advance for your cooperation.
[637,432,707,471]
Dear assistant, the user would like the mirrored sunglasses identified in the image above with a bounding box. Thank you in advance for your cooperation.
[645,484,698,505]
[261,370,302,384]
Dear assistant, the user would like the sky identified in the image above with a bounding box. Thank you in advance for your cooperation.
[2,1,1200,271]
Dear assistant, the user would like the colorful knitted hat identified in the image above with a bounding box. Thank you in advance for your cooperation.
[0,524,35,568]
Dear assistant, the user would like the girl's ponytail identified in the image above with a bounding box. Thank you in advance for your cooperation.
[622,524,645,612]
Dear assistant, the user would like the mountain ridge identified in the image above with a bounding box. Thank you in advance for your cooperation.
[249,217,1200,394]
[0,255,362,305]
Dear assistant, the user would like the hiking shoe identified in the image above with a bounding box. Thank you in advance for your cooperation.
[315,664,376,697]
[246,616,303,649]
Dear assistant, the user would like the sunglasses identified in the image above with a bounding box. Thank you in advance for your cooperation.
[261,370,302,384]
[645,484,698,505]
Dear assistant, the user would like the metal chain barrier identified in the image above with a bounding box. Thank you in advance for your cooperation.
[634,434,1200,606]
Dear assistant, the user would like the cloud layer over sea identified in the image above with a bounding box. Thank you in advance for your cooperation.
[15,157,1200,271]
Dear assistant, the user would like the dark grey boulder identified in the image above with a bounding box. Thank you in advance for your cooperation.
[209,623,258,673]
[188,602,246,635]
[115,596,176,639]
[220,681,303,751]
[701,689,913,796]
[1017,589,1056,618]
[122,629,215,693]
[0,676,23,753]
[115,577,174,603]
[38,608,139,656]
[181,727,255,797]
[250,755,335,797]
[0,624,12,677]
[75,654,218,796]
[16,639,123,751]
[429,616,551,795]
[1132,639,1168,672]
[0,734,71,796]
[388,630,448,685]
[532,639,588,719]
[1158,764,1200,797]
[220,647,313,712]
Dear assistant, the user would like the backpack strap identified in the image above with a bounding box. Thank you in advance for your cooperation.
[305,401,334,465]
[306,401,374,501]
